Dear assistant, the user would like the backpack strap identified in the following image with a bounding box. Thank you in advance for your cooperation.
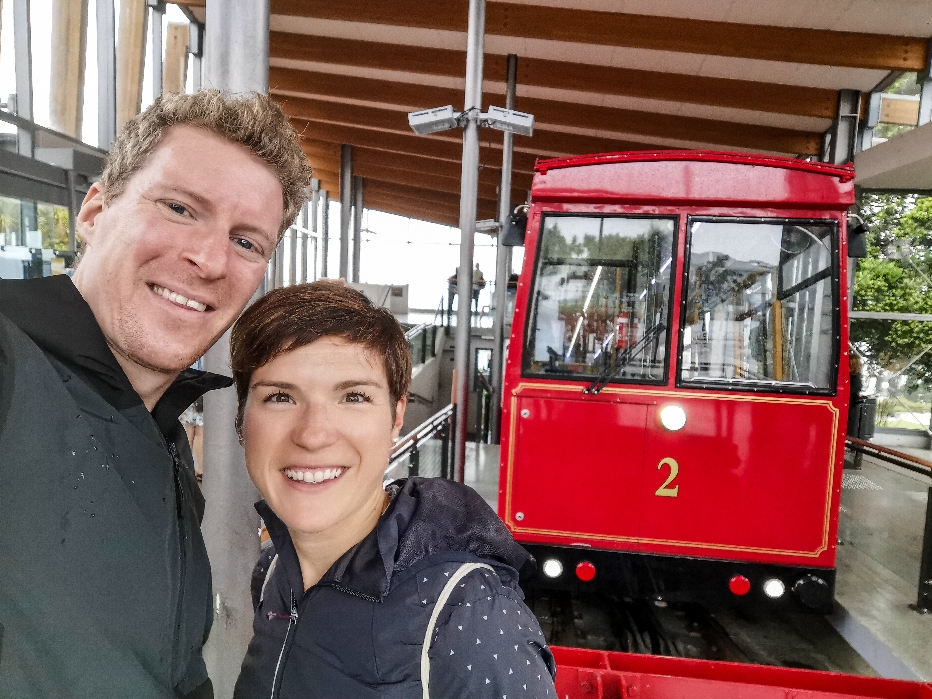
[421,562,495,699]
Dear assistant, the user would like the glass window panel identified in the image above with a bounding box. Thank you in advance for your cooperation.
[524,215,676,384]
[681,219,837,391]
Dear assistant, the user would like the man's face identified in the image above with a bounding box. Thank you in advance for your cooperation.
[73,124,284,376]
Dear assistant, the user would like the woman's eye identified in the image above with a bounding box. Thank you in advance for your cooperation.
[344,392,371,404]
[167,202,190,216]
[263,392,293,404]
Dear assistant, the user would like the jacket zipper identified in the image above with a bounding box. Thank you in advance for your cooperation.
[270,590,299,699]
[169,442,187,685]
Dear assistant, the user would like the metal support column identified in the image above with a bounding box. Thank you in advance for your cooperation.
[188,21,203,92]
[288,225,297,286]
[147,0,165,101]
[352,175,364,283]
[310,178,320,279]
[829,89,860,165]
[13,0,34,156]
[859,91,882,152]
[490,54,517,445]
[201,0,270,695]
[453,0,486,482]
[96,0,117,150]
[913,484,932,613]
[339,145,353,279]
[320,189,330,278]
[919,39,932,126]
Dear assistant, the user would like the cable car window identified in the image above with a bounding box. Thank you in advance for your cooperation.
[524,215,676,384]
[680,219,837,392]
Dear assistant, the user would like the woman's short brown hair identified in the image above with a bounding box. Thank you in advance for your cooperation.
[230,281,412,430]
[102,90,312,236]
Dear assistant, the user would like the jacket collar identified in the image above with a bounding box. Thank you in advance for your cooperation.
[256,477,532,601]
[0,276,231,437]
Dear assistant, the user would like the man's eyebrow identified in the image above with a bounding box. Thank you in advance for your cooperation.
[167,186,208,206]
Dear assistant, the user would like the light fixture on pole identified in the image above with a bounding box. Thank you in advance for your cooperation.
[407,105,535,137]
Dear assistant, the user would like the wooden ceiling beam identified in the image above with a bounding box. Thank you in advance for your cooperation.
[301,140,535,189]
[270,0,929,71]
[270,31,839,119]
[273,71,820,154]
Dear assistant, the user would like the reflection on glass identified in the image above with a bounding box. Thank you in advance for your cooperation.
[681,219,836,391]
[0,196,73,278]
[524,215,676,383]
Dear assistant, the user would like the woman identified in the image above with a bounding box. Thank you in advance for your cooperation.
[231,281,556,699]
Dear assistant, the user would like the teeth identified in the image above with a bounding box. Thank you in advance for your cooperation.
[284,468,345,484]
[152,284,208,312]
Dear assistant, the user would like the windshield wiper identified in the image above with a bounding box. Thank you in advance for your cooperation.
[584,323,665,394]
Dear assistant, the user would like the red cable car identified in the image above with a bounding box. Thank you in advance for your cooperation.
[498,151,859,612]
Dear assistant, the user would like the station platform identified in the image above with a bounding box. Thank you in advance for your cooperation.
[459,441,932,681]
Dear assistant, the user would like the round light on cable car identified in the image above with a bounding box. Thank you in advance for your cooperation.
[659,405,687,431]
[575,561,597,582]
[728,575,751,596]
[763,578,786,599]
[542,559,564,579]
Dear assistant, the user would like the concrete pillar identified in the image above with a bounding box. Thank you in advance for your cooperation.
[490,53,517,445]
[919,39,932,126]
[116,0,147,128]
[320,189,330,278]
[96,0,117,149]
[188,21,202,91]
[163,22,188,94]
[339,144,353,279]
[49,0,89,138]
[453,0,486,482]
[352,175,364,283]
[201,0,269,696]
[147,0,164,102]
[859,91,882,152]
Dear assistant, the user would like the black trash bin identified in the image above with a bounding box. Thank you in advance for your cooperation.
[848,398,876,439]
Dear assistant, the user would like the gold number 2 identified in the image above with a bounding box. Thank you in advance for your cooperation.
[655,457,680,497]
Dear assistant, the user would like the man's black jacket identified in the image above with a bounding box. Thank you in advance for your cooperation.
[0,276,229,698]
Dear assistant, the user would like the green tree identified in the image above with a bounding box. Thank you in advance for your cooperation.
[853,194,932,382]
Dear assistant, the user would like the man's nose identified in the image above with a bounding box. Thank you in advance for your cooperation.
[184,226,230,279]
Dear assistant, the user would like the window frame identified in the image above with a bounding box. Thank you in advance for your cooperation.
[521,212,680,387]
[676,215,841,396]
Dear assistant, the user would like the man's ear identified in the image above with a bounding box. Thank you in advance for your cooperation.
[76,182,106,246]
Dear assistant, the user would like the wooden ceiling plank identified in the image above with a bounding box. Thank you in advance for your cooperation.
[269,0,929,71]
[273,72,820,154]
[269,31,838,119]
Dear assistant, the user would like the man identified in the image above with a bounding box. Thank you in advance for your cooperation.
[0,90,312,698]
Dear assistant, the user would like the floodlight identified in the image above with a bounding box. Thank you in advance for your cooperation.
[475,219,501,233]
[408,105,460,135]
[481,105,535,137]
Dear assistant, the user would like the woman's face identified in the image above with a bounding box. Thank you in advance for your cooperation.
[241,336,406,538]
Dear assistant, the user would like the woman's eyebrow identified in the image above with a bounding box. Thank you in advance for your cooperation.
[334,379,384,391]
[250,380,296,391]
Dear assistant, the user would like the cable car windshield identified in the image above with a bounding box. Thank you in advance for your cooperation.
[524,215,676,384]
[680,218,838,392]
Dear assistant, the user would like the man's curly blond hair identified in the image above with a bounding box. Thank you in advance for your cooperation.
[101,90,312,237]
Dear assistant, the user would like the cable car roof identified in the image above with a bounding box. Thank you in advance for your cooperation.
[178,0,929,225]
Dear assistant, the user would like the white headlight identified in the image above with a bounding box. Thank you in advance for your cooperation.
[763,578,786,599]
[542,559,563,578]
[660,405,687,431]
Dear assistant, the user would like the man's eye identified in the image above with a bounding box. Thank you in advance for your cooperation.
[234,237,258,253]
[167,202,190,216]
[263,392,293,404]
[344,392,371,404]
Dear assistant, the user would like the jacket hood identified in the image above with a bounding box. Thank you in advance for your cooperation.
[257,477,532,601]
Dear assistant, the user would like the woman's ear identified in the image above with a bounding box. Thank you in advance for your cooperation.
[391,396,408,441]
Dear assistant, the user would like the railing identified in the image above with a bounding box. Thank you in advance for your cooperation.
[386,404,455,481]
[844,436,932,613]
[405,321,439,367]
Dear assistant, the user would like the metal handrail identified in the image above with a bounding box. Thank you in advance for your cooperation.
[390,404,454,464]
[404,321,434,341]
[845,436,932,478]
